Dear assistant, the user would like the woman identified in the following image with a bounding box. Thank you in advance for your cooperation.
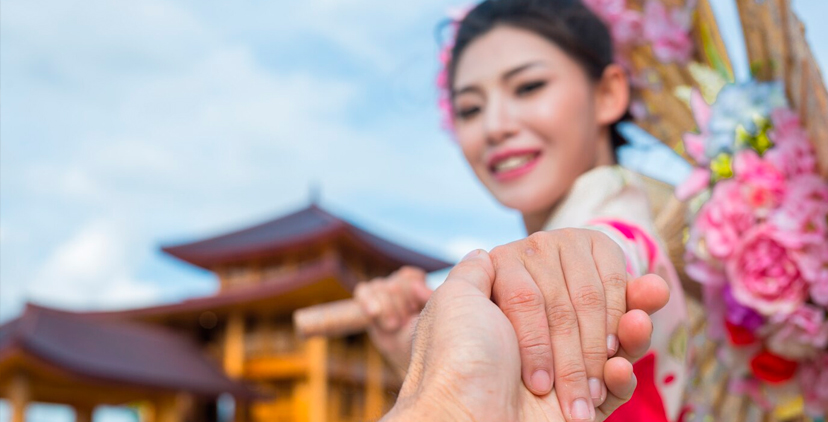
[356,1,691,421]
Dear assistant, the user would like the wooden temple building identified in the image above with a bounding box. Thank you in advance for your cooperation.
[0,204,451,422]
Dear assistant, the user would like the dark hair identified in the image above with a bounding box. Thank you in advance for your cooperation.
[448,0,630,153]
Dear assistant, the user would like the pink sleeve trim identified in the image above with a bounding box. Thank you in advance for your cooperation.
[589,218,660,273]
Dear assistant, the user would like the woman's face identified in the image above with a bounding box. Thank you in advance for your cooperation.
[452,25,621,215]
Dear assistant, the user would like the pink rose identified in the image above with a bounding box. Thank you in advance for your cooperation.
[695,179,755,259]
[643,0,693,63]
[770,175,828,249]
[800,353,828,416]
[794,244,828,301]
[765,140,817,177]
[727,224,809,316]
[733,150,786,216]
[769,108,809,146]
[764,305,828,360]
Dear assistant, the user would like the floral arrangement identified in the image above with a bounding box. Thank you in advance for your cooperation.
[678,80,828,416]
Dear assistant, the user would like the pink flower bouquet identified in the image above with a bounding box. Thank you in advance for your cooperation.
[679,81,828,416]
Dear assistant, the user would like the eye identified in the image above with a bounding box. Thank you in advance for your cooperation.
[456,106,481,120]
[516,80,546,97]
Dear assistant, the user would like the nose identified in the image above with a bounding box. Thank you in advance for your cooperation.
[484,95,518,145]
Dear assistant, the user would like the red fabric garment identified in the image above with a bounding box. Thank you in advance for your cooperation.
[605,352,670,422]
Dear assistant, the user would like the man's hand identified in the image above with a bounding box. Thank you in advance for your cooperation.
[382,250,649,422]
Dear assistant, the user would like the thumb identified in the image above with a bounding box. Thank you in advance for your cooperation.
[445,249,496,297]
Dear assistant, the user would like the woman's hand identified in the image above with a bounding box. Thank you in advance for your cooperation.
[353,266,431,377]
[487,228,669,421]
[382,250,643,422]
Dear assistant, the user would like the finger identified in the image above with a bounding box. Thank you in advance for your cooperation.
[589,232,628,358]
[444,249,495,297]
[354,279,382,318]
[383,278,409,329]
[489,245,555,397]
[539,231,606,411]
[519,234,596,421]
[612,309,653,363]
[410,277,433,305]
[370,281,402,332]
[626,274,670,315]
[596,357,637,421]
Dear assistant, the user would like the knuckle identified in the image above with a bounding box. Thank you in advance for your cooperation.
[502,288,544,312]
[581,345,608,364]
[556,361,588,384]
[602,272,627,290]
[517,331,551,355]
[545,301,579,334]
[573,286,605,311]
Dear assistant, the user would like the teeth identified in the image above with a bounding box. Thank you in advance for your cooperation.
[494,154,534,172]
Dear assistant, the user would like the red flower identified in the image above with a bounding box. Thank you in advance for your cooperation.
[750,350,799,384]
[725,320,757,346]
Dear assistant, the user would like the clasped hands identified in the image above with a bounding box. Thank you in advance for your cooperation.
[356,229,670,422]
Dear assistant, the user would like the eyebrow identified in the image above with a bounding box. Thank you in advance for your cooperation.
[452,61,545,97]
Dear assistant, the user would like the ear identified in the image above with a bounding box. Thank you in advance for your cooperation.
[594,64,631,126]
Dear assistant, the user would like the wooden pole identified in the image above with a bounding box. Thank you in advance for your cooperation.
[8,373,29,422]
[307,336,329,422]
[224,311,246,378]
[75,404,94,422]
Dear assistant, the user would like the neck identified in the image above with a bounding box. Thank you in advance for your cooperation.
[521,130,616,234]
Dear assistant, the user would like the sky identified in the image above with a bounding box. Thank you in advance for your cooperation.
[1,0,827,420]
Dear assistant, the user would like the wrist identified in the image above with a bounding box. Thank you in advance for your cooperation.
[381,392,474,422]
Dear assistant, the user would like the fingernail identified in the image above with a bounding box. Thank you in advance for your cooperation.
[570,398,593,421]
[588,378,602,402]
[460,249,480,262]
[531,370,551,393]
[607,334,619,356]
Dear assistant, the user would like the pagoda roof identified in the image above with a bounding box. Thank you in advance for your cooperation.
[0,304,254,398]
[161,204,451,272]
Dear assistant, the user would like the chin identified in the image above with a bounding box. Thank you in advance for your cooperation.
[494,189,559,216]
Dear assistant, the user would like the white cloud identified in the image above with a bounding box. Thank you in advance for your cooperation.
[27,220,161,311]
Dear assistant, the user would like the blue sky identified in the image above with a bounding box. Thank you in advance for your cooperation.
[1,0,827,420]
[1,0,827,321]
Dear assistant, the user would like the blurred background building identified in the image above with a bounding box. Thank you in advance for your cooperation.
[1,203,450,422]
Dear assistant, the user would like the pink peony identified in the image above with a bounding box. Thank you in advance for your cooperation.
[794,244,828,303]
[727,224,809,316]
[643,0,693,63]
[770,175,828,249]
[694,179,755,259]
[799,353,828,416]
[733,150,787,216]
[764,305,828,360]
[769,108,809,146]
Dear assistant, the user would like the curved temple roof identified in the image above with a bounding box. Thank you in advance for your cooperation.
[0,304,253,398]
[161,204,452,272]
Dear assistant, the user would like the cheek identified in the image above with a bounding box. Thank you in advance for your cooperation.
[523,84,597,157]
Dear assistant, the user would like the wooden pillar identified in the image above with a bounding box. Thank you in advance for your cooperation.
[153,393,192,422]
[365,343,384,420]
[75,404,94,422]
[233,398,249,422]
[306,336,328,422]
[8,373,29,422]
[224,311,246,378]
